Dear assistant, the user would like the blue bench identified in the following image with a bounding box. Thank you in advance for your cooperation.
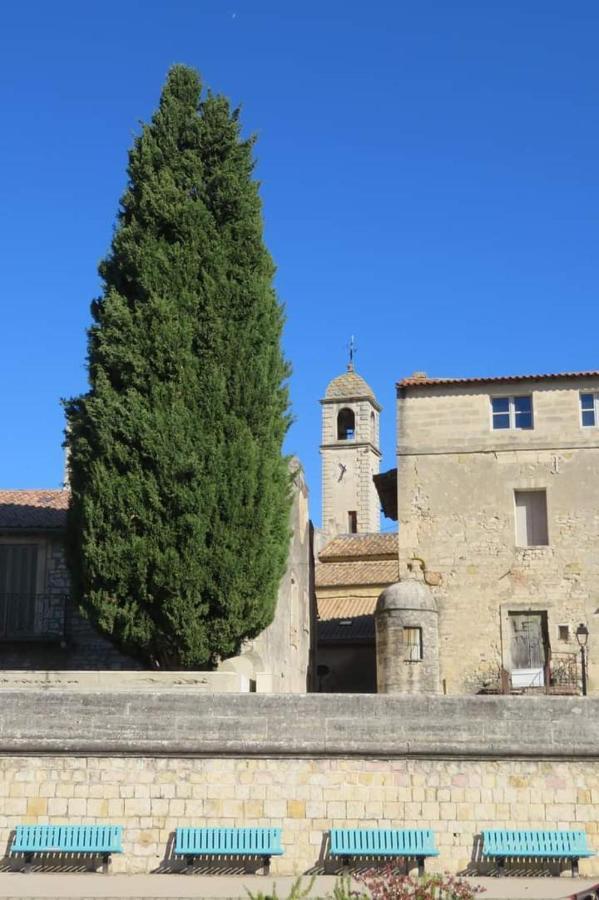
[330,828,439,876]
[175,827,284,875]
[11,824,123,873]
[482,829,595,877]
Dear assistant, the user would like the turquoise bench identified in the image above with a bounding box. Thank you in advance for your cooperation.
[11,824,123,873]
[482,829,595,877]
[175,827,283,875]
[330,828,439,876]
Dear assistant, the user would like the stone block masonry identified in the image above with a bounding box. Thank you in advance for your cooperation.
[0,693,598,875]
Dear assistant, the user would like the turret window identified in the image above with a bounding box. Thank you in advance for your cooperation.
[337,407,355,440]
[404,627,423,661]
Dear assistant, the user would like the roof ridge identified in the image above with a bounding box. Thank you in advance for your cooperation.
[398,370,599,388]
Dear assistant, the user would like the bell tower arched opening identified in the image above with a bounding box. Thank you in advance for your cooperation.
[337,407,355,440]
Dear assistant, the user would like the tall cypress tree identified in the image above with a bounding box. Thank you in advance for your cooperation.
[64,66,291,668]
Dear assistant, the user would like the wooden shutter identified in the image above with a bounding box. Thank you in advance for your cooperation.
[0,544,38,636]
[515,491,548,546]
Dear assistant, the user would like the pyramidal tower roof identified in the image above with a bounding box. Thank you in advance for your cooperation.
[323,366,380,407]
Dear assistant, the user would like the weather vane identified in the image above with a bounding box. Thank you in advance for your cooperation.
[348,335,356,371]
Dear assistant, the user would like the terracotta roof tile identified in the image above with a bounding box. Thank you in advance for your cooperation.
[318,596,378,619]
[319,532,397,561]
[398,370,599,389]
[315,558,398,588]
[0,490,69,529]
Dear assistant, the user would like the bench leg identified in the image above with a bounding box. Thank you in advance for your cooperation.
[23,853,33,874]
[572,857,579,878]
[101,853,110,875]
[417,857,425,878]
[496,856,505,877]
[263,855,271,877]
[342,855,350,875]
[185,855,196,874]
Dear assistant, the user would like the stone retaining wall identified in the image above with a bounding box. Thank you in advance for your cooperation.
[0,693,598,875]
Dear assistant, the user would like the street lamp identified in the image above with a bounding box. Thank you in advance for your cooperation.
[575,623,589,696]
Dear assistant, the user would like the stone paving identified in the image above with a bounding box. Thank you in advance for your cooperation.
[0,874,597,899]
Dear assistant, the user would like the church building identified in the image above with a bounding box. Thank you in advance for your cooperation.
[315,364,398,692]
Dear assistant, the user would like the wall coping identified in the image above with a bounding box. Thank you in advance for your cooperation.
[0,692,596,759]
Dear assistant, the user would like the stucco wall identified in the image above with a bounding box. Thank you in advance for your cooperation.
[0,694,598,875]
[397,378,599,694]
[236,465,314,692]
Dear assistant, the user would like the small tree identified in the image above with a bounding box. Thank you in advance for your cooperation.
[65,66,291,668]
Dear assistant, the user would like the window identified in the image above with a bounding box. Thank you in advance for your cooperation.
[514,490,549,546]
[558,624,570,642]
[491,396,533,430]
[348,511,358,533]
[0,543,39,637]
[580,393,598,427]
[404,627,423,661]
[337,407,355,440]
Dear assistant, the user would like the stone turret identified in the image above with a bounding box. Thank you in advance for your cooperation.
[375,562,440,694]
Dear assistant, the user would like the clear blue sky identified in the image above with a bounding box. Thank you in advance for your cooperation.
[1,1,598,527]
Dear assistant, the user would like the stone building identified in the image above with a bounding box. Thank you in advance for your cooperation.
[315,366,398,691]
[0,464,315,689]
[377,369,599,696]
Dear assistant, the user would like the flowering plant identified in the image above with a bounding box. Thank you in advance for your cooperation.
[355,867,485,900]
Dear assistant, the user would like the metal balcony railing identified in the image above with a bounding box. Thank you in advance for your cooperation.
[499,651,581,695]
[0,593,66,641]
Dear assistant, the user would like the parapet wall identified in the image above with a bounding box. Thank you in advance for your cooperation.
[0,692,596,757]
[0,693,598,875]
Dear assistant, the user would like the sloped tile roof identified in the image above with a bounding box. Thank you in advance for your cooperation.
[0,490,69,529]
[315,558,398,588]
[319,532,397,561]
[318,595,378,620]
[398,370,599,389]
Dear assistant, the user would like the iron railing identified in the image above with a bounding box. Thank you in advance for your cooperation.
[0,593,66,641]
[476,651,582,695]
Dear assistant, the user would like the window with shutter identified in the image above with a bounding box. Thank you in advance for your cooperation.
[514,490,549,546]
[0,544,38,637]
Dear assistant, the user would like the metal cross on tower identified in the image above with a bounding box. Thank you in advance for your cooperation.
[348,335,357,371]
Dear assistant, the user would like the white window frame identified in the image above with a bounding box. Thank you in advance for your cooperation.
[580,392,599,428]
[491,395,533,431]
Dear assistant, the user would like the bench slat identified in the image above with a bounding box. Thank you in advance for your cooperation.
[482,829,594,859]
[175,827,283,857]
[330,828,439,858]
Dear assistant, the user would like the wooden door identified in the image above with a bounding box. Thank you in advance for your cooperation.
[509,612,547,686]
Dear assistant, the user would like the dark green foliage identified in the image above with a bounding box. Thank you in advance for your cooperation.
[64,66,291,668]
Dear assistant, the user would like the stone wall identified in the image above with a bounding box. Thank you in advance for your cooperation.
[0,693,598,875]
[0,535,140,670]
[397,377,599,695]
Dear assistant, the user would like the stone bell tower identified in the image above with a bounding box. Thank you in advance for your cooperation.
[320,363,382,535]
